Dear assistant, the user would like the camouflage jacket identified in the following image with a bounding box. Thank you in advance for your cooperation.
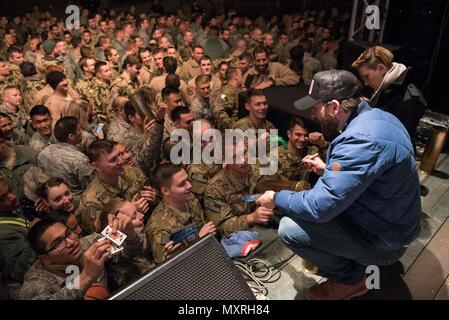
[232,116,276,132]
[180,58,201,82]
[0,144,37,198]
[106,116,132,144]
[0,103,29,133]
[38,143,93,202]
[212,83,240,131]
[132,121,164,178]
[28,132,56,155]
[76,167,146,234]
[74,75,96,102]
[204,166,262,236]
[186,163,222,204]
[190,94,214,123]
[276,145,320,181]
[110,71,139,99]
[302,53,322,86]
[0,213,36,300]
[20,75,46,114]
[91,78,113,123]
[145,197,207,263]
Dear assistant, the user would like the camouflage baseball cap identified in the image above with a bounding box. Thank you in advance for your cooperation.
[294,70,361,110]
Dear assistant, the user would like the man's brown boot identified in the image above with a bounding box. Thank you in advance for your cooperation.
[306,277,368,300]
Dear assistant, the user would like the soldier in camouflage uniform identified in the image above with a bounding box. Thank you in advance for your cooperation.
[0,179,36,300]
[76,140,150,234]
[186,119,222,203]
[6,63,23,87]
[110,54,142,99]
[92,61,114,123]
[180,46,204,81]
[0,113,30,146]
[17,215,144,300]
[212,67,243,131]
[0,86,30,134]
[0,136,37,198]
[145,164,216,263]
[190,75,215,123]
[232,89,276,132]
[74,57,97,106]
[302,42,322,86]
[19,62,46,115]
[94,199,154,291]
[204,142,274,236]
[276,117,327,182]
[0,59,19,101]
[107,96,131,143]
[38,117,93,203]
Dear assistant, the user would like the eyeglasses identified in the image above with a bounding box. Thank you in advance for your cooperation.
[43,227,78,254]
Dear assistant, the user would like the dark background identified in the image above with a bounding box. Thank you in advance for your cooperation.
[1,0,448,114]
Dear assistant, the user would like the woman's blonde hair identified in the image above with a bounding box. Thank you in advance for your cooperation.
[352,46,394,70]
[63,98,91,130]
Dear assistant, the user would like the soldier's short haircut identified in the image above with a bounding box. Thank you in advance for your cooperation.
[30,105,51,118]
[114,28,124,37]
[239,52,253,63]
[53,116,78,143]
[86,139,117,163]
[199,55,212,64]
[165,73,180,88]
[111,96,128,114]
[192,45,203,51]
[288,117,308,132]
[253,46,269,58]
[0,112,12,121]
[122,54,141,70]
[35,177,66,200]
[94,61,108,74]
[124,100,138,120]
[80,46,94,59]
[161,86,180,99]
[152,47,166,56]
[163,56,177,74]
[104,47,116,60]
[79,57,95,71]
[83,29,91,35]
[171,106,190,123]
[245,88,266,104]
[7,45,23,58]
[195,74,211,87]
[2,85,20,96]
[224,67,240,82]
[28,217,61,255]
[153,163,183,191]
[97,36,110,47]
[218,61,229,69]
[20,61,37,77]
[138,47,151,56]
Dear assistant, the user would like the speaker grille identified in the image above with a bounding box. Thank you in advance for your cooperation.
[110,235,255,300]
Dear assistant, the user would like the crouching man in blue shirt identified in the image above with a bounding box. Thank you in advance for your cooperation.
[256,70,421,300]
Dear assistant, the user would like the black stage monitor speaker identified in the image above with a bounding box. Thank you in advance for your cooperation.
[109,235,255,300]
